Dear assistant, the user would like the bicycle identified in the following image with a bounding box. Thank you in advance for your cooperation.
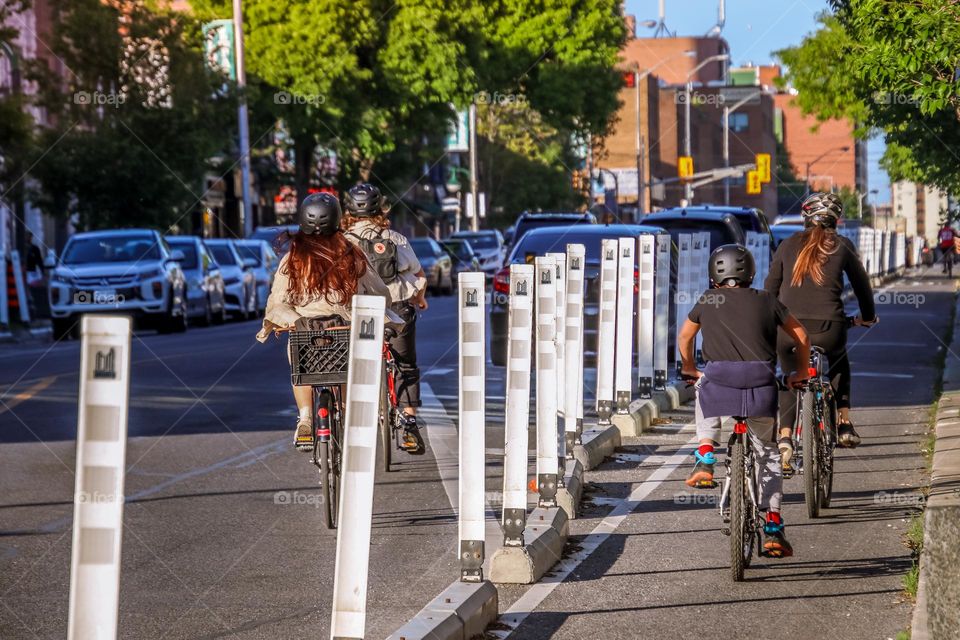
[379,327,412,473]
[716,415,763,581]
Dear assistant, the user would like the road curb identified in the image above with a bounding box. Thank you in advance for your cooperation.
[573,424,621,470]
[556,459,584,519]
[489,507,569,584]
[386,580,498,640]
[912,293,960,640]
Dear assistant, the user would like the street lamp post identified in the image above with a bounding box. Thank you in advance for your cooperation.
[683,53,730,201]
[232,0,253,237]
[805,145,850,196]
[722,90,761,206]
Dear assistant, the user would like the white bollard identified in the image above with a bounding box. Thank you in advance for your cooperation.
[636,234,655,398]
[614,237,635,412]
[458,272,487,581]
[535,257,559,508]
[653,233,670,390]
[546,252,567,477]
[330,295,386,640]
[502,264,534,546]
[675,233,693,373]
[10,250,31,323]
[563,244,586,457]
[69,315,132,640]
[595,239,618,423]
[694,233,709,362]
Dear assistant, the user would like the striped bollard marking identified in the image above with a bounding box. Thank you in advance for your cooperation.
[330,295,386,640]
[595,239,618,424]
[546,252,567,479]
[614,238,635,412]
[69,315,132,640]
[458,272,486,581]
[502,264,533,546]
[563,244,586,457]
[637,234,655,399]
[535,257,559,508]
[653,234,670,390]
[675,233,694,375]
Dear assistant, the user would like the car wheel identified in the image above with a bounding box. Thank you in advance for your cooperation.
[441,270,454,296]
[52,317,75,341]
[213,297,227,325]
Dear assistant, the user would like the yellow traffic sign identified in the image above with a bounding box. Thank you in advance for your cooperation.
[678,156,694,179]
[747,170,762,195]
[756,153,771,183]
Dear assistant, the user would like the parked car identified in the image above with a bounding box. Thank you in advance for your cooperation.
[204,239,258,320]
[509,211,596,251]
[409,237,454,295]
[772,214,804,226]
[440,238,481,281]
[642,208,746,252]
[48,229,188,338]
[248,224,299,256]
[489,224,666,367]
[771,224,804,248]
[164,236,227,326]
[234,239,279,315]
[448,230,505,278]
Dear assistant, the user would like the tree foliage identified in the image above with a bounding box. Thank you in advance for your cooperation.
[777,0,960,193]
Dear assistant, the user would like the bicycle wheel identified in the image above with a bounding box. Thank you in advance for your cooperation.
[379,363,393,473]
[729,437,750,582]
[819,396,837,509]
[801,390,821,518]
[314,388,340,529]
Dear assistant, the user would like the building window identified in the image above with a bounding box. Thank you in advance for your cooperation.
[730,112,749,133]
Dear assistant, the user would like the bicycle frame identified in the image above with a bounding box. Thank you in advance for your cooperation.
[718,420,760,524]
[792,350,836,473]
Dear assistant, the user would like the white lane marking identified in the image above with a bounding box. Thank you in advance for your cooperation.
[490,436,698,638]
[852,372,915,379]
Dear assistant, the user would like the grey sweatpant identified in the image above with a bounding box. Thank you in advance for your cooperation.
[694,381,782,513]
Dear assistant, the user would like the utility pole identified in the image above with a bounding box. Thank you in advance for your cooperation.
[682,54,729,202]
[468,102,479,232]
[233,0,253,236]
[722,90,761,206]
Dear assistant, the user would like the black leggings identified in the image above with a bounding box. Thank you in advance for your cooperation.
[777,319,849,429]
[390,302,421,408]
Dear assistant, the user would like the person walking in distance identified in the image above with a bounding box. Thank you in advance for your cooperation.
[342,183,428,454]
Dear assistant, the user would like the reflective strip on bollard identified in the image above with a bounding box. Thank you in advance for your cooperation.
[614,238,635,412]
[330,295,386,640]
[503,264,534,546]
[595,239,618,423]
[654,233,671,390]
[69,315,132,640]
[458,272,486,581]
[563,244,586,457]
[535,257,559,507]
[637,234,655,398]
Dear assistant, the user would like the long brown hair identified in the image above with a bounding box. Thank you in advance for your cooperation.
[791,226,838,287]
[342,213,390,231]
[282,231,368,305]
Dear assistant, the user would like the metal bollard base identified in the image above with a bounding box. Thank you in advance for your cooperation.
[597,399,614,424]
[615,391,631,414]
[459,540,484,583]
[637,377,653,400]
[502,508,526,547]
[654,370,667,391]
[537,473,558,508]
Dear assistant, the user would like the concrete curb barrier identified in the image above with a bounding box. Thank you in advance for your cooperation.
[489,507,569,584]
[556,459,584,519]
[573,424,621,470]
[386,580,498,640]
[912,292,960,640]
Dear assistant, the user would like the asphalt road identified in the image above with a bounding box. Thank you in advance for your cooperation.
[0,271,952,639]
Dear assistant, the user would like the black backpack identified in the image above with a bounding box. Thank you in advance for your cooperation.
[349,229,399,284]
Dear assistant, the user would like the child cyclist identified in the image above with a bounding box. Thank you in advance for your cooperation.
[678,244,810,557]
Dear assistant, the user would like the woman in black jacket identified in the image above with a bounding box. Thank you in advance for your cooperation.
[765,193,878,463]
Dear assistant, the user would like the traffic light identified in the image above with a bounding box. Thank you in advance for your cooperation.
[756,153,771,183]
[623,72,636,88]
[747,170,762,195]
[678,156,694,179]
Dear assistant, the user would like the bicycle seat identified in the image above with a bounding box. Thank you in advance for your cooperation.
[384,326,398,340]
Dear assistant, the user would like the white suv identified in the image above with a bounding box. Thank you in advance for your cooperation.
[48,229,188,339]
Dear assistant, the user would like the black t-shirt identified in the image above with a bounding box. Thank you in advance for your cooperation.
[687,287,789,364]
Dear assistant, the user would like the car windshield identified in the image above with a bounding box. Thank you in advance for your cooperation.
[235,244,262,266]
[166,240,198,269]
[514,218,589,245]
[730,212,761,233]
[63,235,160,265]
[409,239,437,259]
[453,233,497,250]
[208,244,238,267]
[443,241,472,259]
[510,231,620,264]
[772,226,803,244]
[650,220,737,253]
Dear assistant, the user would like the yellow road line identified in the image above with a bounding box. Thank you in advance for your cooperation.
[0,376,56,415]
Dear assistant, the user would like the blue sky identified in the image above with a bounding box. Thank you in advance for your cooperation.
[624,0,890,203]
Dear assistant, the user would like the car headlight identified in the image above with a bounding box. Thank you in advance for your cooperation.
[138,268,163,280]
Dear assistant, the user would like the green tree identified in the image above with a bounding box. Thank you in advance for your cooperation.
[0,1,34,195]
[777,1,960,194]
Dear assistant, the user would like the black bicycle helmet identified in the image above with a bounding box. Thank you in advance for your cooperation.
[343,183,383,217]
[801,192,843,228]
[709,244,756,287]
[298,192,342,236]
